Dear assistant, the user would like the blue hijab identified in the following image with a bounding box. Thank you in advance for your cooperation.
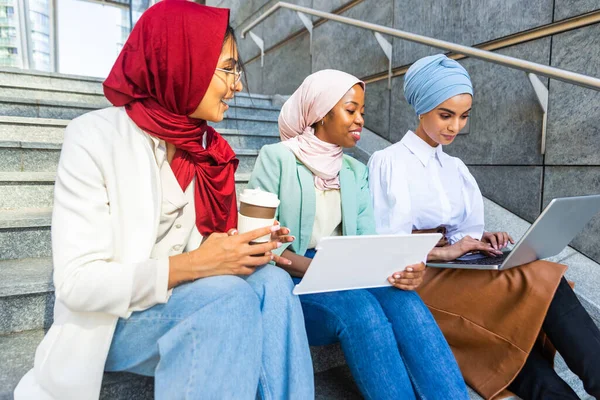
[404,54,473,116]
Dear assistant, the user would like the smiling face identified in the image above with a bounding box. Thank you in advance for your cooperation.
[188,35,242,122]
[415,93,472,147]
[314,83,365,148]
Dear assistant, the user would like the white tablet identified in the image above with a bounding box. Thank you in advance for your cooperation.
[293,233,441,295]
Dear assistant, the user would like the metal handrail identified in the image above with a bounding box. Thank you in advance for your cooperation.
[241,2,600,91]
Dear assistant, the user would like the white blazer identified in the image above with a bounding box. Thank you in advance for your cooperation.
[15,107,176,399]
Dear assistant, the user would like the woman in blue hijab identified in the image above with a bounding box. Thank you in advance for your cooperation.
[368,54,600,400]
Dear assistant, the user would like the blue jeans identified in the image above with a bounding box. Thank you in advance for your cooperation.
[293,249,468,399]
[105,265,314,400]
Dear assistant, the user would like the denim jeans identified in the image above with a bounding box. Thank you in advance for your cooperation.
[292,249,468,400]
[105,265,314,400]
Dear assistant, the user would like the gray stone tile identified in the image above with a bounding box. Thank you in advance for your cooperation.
[227,105,279,120]
[0,102,40,118]
[0,209,52,229]
[230,93,274,109]
[38,105,92,120]
[224,134,279,149]
[0,69,103,94]
[314,365,361,400]
[261,33,311,95]
[20,149,61,173]
[312,0,348,12]
[543,166,600,263]
[389,76,418,144]
[242,56,265,95]
[0,120,65,144]
[236,22,263,63]
[0,329,45,399]
[364,79,391,140]
[100,374,154,400]
[236,153,259,174]
[0,292,54,334]
[312,0,393,79]
[221,119,279,134]
[0,148,61,173]
[0,184,54,210]
[553,0,600,21]
[0,227,51,260]
[261,0,313,49]
[469,165,543,222]
[0,86,108,105]
[0,149,22,172]
[392,0,553,67]
[228,0,271,30]
[545,24,600,165]
[444,39,550,165]
[311,343,346,373]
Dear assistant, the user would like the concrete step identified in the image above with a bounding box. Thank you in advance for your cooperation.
[0,172,55,209]
[212,117,278,134]
[0,97,279,122]
[0,173,250,259]
[0,68,277,109]
[0,257,54,334]
[0,209,52,260]
[0,82,279,111]
[0,67,104,96]
[0,132,261,173]
[0,171,251,211]
[0,84,110,105]
[0,329,346,400]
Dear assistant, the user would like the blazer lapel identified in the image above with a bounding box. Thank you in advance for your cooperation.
[339,164,357,236]
[297,161,316,254]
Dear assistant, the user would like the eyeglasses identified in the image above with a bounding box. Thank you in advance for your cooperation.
[214,67,243,85]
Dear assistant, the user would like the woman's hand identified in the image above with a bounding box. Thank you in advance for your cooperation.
[428,235,503,262]
[168,225,286,288]
[481,231,514,250]
[228,221,295,266]
[388,262,426,291]
[269,221,295,266]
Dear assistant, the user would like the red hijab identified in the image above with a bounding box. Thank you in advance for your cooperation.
[103,0,238,236]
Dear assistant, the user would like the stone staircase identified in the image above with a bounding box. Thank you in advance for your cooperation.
[1,68,598,400]
[0,68,353,400]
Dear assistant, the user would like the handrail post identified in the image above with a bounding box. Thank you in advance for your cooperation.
[248,31,265,67]
[296,12,313,55]
[373,32,393,90]
[528,73,549,155]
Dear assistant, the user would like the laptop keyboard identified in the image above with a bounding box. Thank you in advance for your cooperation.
[453,252,510,265]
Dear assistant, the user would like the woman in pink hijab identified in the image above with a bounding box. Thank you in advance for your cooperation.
[248,69,468,399]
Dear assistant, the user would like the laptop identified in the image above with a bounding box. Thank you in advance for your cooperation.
[426,195,600,270]
[293,233,441,295]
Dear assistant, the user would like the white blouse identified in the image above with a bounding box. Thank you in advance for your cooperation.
[147,135,201,257]
[308,188,343,249]
[368,130,485,244]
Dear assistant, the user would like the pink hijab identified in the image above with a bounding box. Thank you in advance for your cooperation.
[278,69,365,190]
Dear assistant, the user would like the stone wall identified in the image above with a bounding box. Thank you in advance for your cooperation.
[208,0,600,263]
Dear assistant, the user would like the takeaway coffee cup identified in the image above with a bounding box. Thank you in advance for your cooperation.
[238,188,281,243]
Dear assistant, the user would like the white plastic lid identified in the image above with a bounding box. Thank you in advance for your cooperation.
[239,187,280,208]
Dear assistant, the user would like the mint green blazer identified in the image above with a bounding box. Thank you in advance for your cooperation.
[247,142,376,256]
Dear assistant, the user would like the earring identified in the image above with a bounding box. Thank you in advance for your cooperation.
[321,119,324,126]
[418,115,422,120]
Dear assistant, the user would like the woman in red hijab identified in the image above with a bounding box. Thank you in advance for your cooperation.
[14,2,314,399]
